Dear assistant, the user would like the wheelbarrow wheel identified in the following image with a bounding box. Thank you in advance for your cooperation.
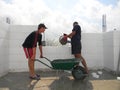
[72,66,87,80]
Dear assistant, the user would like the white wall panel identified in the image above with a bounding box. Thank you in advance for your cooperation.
[0,22,9,77]
[0,24,119,74]
[9,25,105,71]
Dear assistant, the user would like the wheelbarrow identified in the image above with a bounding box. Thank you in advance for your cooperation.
[35,57,87,80]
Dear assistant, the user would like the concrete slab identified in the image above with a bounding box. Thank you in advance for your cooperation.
[32,78,120,90]
[0,69,119,90]
[91,80,120,90]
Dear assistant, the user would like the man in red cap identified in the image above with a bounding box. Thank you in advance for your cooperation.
[22,23,47,80]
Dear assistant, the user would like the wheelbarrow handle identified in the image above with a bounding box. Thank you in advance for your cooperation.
[35,59,53,69]
[42,57,51,62]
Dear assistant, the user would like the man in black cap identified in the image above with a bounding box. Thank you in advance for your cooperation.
[64,21,88,73]
[22,23,47,80]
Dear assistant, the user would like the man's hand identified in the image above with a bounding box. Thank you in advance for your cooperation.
[31,55,35,60]
[40,54,43,58]
[63,33,67,36]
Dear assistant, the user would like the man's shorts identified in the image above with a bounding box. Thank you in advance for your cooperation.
[23,48,33,59]
[71,42,82,54]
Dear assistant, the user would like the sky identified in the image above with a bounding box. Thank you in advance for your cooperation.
[0,0,120,34]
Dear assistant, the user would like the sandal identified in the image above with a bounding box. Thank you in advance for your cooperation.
[36,74,40,77]
[29,75,40,80]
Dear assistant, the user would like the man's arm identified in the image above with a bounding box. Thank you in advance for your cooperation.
[39,45,43,58]
[67,31,76,38]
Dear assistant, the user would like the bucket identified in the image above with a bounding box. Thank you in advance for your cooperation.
[59,35,67,45]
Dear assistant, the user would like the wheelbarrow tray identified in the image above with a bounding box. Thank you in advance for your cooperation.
[51,58,79,70]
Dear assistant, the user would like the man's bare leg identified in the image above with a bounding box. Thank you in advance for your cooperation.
[74,54,89,73]
[28,59,36,77]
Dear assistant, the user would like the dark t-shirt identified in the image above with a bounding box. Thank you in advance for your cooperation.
[22,31,42,48]
[71,25,81,45]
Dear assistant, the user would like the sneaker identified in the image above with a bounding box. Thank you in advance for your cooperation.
[36,74,40,77]
[29,75,40,80]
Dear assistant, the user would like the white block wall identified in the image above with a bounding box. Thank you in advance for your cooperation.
[0,22,9,77]
[9,25,38,71]
[103,31,120,71]
[82,33,104,69]
[9,25,104,72]
[0,24,120,76]
[113,31,120,71]
[8,25,75,71]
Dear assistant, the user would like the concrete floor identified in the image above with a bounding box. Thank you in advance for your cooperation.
[0,69,120,90]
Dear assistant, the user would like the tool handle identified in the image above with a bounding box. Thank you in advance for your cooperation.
[42,57,51,62]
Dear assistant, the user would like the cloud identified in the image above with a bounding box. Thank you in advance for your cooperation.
[72,0,120,32]
[0,0,51,24]
[0,0,120,34]
[106,1,120,30]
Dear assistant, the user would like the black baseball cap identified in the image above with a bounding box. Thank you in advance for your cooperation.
[38,23,47,29]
